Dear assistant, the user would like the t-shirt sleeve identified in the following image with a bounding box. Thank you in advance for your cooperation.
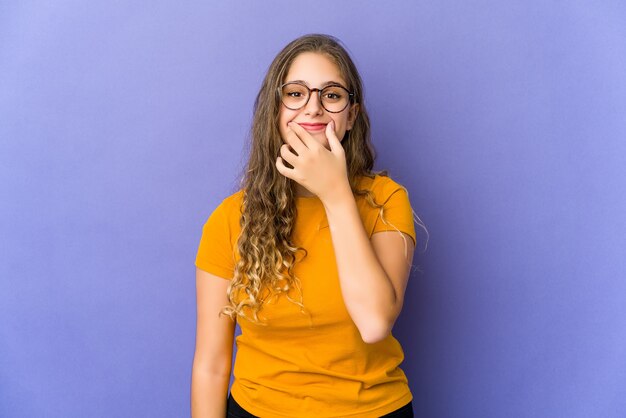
[195,198,236,280]
[372,182,417,247]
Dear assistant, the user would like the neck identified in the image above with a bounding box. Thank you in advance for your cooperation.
[294,184,315,198]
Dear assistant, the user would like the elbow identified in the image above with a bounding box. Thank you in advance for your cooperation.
[358,320,393,344]
[354,306,401,344]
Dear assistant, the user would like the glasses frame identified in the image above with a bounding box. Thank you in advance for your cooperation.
[277,81,355,113]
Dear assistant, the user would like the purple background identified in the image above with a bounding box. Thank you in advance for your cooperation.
[2,1,626,417]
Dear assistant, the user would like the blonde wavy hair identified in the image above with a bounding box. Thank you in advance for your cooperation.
[222,34,427,324]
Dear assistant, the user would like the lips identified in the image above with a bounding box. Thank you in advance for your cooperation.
[297,122,327,132]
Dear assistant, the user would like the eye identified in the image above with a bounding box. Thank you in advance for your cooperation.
[282,83,308,99]
[322,86,345,101]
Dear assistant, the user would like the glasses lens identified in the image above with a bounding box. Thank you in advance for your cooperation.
[321,85,350,112]
[281,83,309,109]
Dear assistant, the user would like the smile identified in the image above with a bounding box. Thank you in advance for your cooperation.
[297,123,327,132]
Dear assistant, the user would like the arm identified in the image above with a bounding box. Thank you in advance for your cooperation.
[191,267,236,418]
[275,121,415,344]
[322,188,415,344]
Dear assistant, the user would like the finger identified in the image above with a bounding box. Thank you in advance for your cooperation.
[279,143,298,166]
[283,127,307,156]
[287,122,319,150]
[282,127,307,157]
[275,156,294,178]
[325,120,341,153]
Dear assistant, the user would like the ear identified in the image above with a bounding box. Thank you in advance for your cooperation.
[346,103,360,131]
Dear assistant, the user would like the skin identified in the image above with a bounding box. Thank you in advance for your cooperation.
[191,269,233,417]
[278,52,359,197]
[275,52,415,343]
[191,50,416,417]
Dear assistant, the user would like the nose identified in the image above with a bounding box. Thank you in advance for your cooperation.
[304,89,323,115]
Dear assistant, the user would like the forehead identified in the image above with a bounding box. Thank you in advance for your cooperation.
[284,52,346,86]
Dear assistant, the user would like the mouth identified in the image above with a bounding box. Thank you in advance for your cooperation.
[296,122,327,132]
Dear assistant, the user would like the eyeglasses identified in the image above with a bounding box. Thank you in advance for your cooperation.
[278,81,354,113]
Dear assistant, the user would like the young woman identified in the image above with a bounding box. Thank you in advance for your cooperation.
[191,34,424,418]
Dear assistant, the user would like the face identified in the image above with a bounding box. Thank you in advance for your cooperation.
[278,52,359,150]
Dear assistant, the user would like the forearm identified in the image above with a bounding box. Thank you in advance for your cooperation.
[191,368,230,418]
[322,187,398,343]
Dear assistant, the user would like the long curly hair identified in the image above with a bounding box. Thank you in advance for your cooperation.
[221,34,426,324]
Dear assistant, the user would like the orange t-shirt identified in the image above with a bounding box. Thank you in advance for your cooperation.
[195,174,417,417]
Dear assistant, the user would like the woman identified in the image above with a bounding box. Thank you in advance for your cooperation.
[191,34,424,418]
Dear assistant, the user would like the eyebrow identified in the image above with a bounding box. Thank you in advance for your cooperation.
[288,79,348,88]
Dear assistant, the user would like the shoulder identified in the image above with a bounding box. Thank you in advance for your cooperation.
[357,173,410,203]
[212,189,244,215]
[201,189,244,230]
[224,189,244,209]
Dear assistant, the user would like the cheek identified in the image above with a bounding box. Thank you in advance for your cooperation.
[278,108,294,139]
[332,115,350,134]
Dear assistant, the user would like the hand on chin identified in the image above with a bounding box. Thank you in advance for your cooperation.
[310,132,330,149]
